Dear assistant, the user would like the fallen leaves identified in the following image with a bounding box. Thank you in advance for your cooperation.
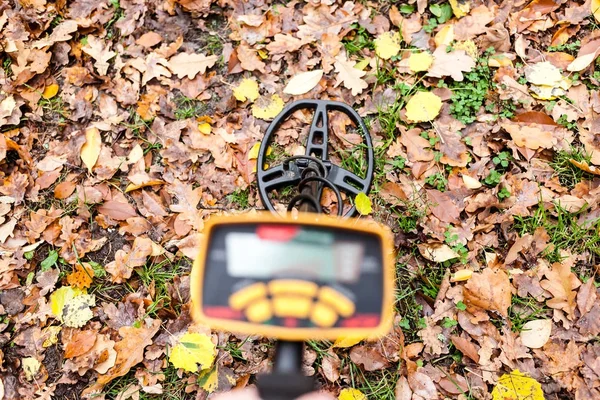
[540,261,581,319]
[82,36,117,76]
[334,56,368,96]
[283,70,324,95]
[354,192,372,215]
[251,94,285,120]
[80,127,102,172]
[168,52,219,79]
[491,370,544,400]
[233,78,260,102]
[169,332,216,372]
[464,268,512,317]
[405,92,442,122]
[427,48,475,81]
[50,286,95,328]
[520,319,552,349]
[374,31,401,60]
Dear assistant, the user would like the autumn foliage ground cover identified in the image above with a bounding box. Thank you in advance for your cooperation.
[1,0,600,398]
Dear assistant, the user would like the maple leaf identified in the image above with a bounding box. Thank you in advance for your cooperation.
[168,52,219,79]
[334,55,368,96]
[82,36,116,76]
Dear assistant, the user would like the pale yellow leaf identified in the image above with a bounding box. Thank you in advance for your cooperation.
[252,94,285,120]
[418,243,459,263]
[80,127,102,173]
[169,332,216,372]
[434,25,454,48]
[462,174,482,189]
[168,52,219,79]
[334,56,368,96]
[567,50,600,72]
[449,0,470,18]
[525,62,563,87]
[198,366,218,393]
[283,70,324,95]
[50,286,83,318]
[427,47,475,81]
[374,31,401,60]
[339,388,367,400]
[233,78,260,102]
[451,269,473,282]
[592,0,600,23]
[22,358,41,381]
[42,83,59,99]
[405,92,442,123]
[125,180,165,193]
[491,370,544,400]
[355,192,372,215]
[520,319,552,349]
[409,52,434,73]
[62,293,95,328]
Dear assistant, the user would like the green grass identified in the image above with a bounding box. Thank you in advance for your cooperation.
[549,147,594,189]
[174,95,208,120]
[135,258,190,318]
[342,23,374,57]
[227,188,250,209]
[105,364,191,400]
[514,201,600,266]
[507,295,551,332]
[39,96,69,124]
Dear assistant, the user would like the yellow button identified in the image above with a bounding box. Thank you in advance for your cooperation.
[268,280,318,297]
[318,287,355,317]
[310,302,338,327]
[272,295,313,318]
[228,283,268,310]
[245,299,272,323]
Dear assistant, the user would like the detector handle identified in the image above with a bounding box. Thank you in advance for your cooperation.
[256,341,315,400]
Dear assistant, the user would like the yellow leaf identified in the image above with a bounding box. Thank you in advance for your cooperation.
[405,92,442,123]
[80,127,102,173]
[169,332,216,372]
[252,94,285,120]
[198,122,212,135]
[248,142,261,160]
[332,336,364,348]
[233,78,260,102]
[488,54,513,68]
[22,357,41,381]
[43,326,62,348]
[525,62,563,87]
[592,0,600,23]
[409,52,434,73]
[50,286,81,318]
[374,31,401,60]
[62,294,95,328]
[454,40,478,58]
[449,0,470,18]
[257,49,268,59]
[42,83,59,99]
[283,70,324,95]
[451,269,473,282]
[197,366,218,393]
[338,388,367,400]
[491,370,544,400]
[355,192,372,215]
[434,25,454,48]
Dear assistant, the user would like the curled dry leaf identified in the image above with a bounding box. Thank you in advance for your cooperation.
[80,127,102,173]
[520,319,552,349]
[418,243,460,263]
[463,268,512,317]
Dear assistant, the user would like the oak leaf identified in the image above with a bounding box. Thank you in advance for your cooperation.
[540,261,580,318]
[427,47,475,81]
[334,55,368,96]
[463,268,512,317]
[400,128,434,162]
[168,52,218,79]
[33,20,78,49]
[82,36,116,76]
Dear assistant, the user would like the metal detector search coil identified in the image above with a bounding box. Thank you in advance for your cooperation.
[190,212,395,341]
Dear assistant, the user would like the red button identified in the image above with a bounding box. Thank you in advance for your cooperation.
[256,225,299,241]
[340,314,380,327]
[204,306,243,319]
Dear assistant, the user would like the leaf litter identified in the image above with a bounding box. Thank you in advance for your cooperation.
[1,0,600,399]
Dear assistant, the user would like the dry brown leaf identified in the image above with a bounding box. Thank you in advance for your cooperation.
[427,48,475,81]
[54,181,76,199]
[168,52,219,79]
[450,336,480,362]
[400,128,433,162]
[83,318,161,395]
[82,36,116,76]
[33,20,78,49]
[98,200,137,221]
[408,370,438,400]
[540,261,581,319]
[464,268,512,317]
[67,263,95,289]
[320,350,340,382]
[577,278,597,316]
[65,330,97,359]
[136,32,163,48]
[334,55,368,96]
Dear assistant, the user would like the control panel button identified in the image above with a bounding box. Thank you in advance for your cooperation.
[318,286,355,317]
[268,279,319,297]
[272,295,313,318]
[228,283,268,310]
[310,302,338,327]
[245,299,272,323]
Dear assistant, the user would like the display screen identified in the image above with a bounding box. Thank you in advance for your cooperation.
[225,225,363,283]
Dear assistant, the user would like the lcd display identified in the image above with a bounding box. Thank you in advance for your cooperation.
[225,225,363,283]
